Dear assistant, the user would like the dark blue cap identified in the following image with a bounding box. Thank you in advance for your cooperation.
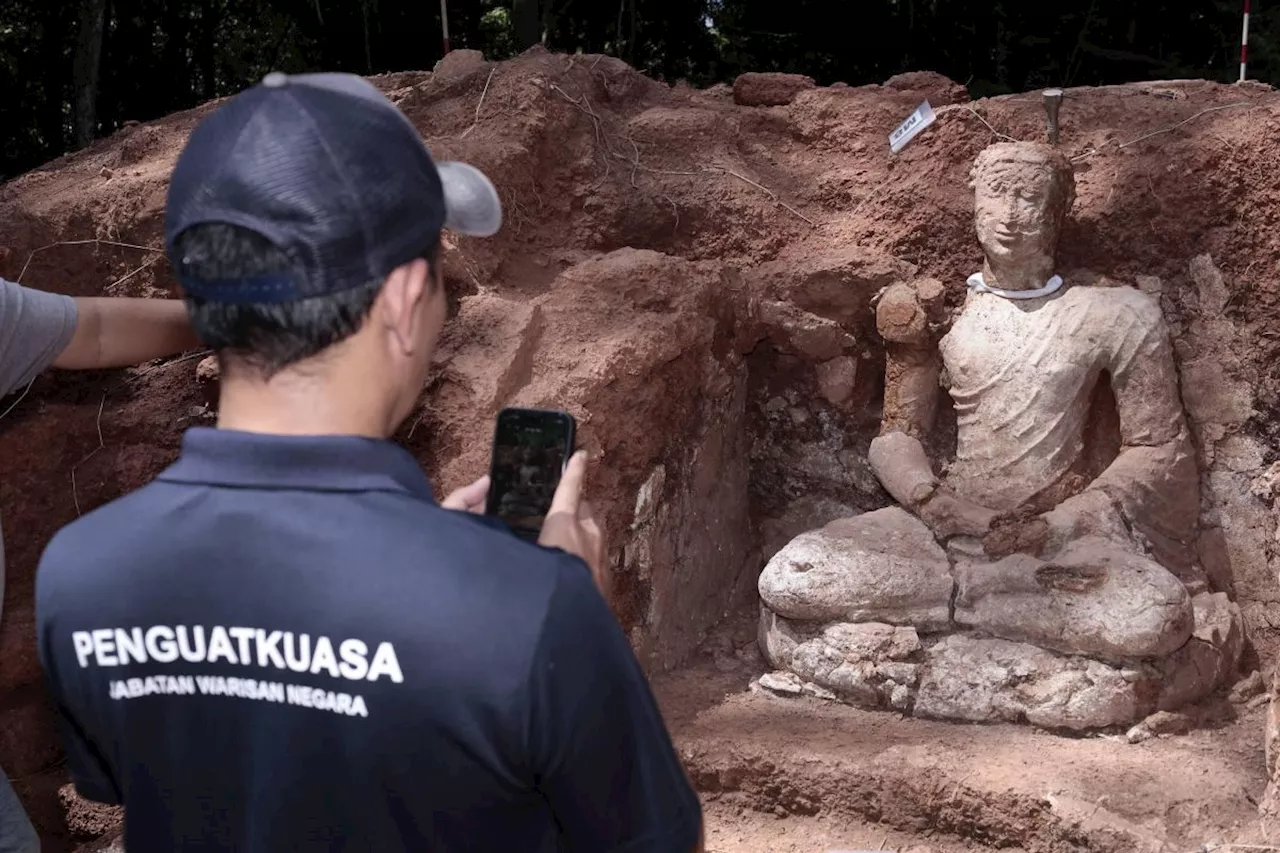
[164,71,502,304]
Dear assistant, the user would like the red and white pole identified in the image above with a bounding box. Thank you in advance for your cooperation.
[440,0,451,55]
[1240,0,1251,82]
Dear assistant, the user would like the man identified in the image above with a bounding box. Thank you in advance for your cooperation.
[0,282,200,850]
[35,71,703,852]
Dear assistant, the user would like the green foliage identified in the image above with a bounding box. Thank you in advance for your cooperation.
[480,7,519,60]
[0,0,1269,179]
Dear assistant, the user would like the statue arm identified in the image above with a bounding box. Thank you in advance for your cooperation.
[1046,295,1199,547]
[869,281,944,507]
[866,280,995,538]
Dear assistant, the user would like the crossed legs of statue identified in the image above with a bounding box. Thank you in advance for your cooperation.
[758,505,1192,658]
[755,506,1228,729]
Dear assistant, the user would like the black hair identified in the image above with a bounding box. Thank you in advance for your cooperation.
[174,223,438,376]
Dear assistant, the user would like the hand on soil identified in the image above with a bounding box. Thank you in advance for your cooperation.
[441,474,490,514]
[539,451,610,601]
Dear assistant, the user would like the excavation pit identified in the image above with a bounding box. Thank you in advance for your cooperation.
[2,51,1280,849]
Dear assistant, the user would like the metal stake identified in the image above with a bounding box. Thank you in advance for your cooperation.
[440,0,451,55]
[1240,0,1252,82]
[1043,88,1064,145]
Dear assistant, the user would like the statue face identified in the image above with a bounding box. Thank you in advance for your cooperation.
[973,158,1062,268]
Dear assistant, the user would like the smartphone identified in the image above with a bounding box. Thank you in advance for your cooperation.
[485,407,577,542]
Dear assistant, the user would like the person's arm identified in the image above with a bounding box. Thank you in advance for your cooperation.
[0,279,78,397]
[526,561,703,853]
[54,296,201,370]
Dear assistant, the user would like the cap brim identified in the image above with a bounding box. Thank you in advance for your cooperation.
[438,162,503,238]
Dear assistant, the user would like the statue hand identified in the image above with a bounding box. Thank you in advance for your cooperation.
[982,491,1128,559]
[917,489,999,540]
[982,509,1052,559]
[1040,490,1130,549]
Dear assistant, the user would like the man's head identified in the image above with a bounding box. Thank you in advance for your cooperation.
[970,142,1075,274]
[164,71,501,435]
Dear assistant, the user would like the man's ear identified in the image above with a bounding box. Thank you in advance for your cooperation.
[377,258,430,356]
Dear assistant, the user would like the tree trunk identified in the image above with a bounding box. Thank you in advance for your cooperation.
[38,2,69,159]
[71,0,107,149]
[197,0,218,100]
[513,0,541,49]
[160,0,192,113]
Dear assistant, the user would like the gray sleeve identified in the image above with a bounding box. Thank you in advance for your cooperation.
[0,278,79,398]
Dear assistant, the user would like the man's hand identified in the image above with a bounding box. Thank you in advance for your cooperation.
[441,475,489,514]
[540,451,610,601]
[916,489,999,540]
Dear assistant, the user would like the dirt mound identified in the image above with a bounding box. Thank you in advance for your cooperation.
[4,48,1280,847]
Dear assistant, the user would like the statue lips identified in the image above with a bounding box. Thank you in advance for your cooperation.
[986,226,1045,259]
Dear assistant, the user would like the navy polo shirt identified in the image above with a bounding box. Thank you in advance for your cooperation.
[36,428,701,852]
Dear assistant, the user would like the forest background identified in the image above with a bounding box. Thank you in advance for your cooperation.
[0,0,1266,179]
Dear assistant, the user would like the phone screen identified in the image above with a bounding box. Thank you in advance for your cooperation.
[485,408,576,541]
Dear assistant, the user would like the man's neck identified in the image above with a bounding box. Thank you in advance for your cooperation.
[216,375,396,439]
[982,258,1056,292]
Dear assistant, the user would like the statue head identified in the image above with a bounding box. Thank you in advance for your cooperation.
[970,142,1076,286]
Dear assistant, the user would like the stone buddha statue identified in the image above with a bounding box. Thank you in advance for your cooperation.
[757,142,1242,730]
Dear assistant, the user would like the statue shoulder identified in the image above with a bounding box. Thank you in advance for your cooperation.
[1065,283,1166,332]
[1105,284,1166,330]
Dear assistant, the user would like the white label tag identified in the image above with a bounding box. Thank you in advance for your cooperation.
[889,100,937,153]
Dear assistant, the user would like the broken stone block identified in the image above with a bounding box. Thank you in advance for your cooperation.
[915,635,1152,730]
[1229,670,1265,704]
[953,538,1194,661]
[1157,592,1243,711]
[732,72,816,106]
[882,70,969,105]
[815,621,922,660]
[815,356,857,406]
[756,244,916,327]
[801,681,838,701]
[759,612,923,710]
[758,507,952,629]
[431,48,489,82]
[195,354,220,383]
[757,671,804,696]
[758,605,801,668]
[1125,707,1195,743]
[1142,710,1193,735]
[1251,461,1280,503]
[759,299,855,361]
[1125,723,1154,744]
